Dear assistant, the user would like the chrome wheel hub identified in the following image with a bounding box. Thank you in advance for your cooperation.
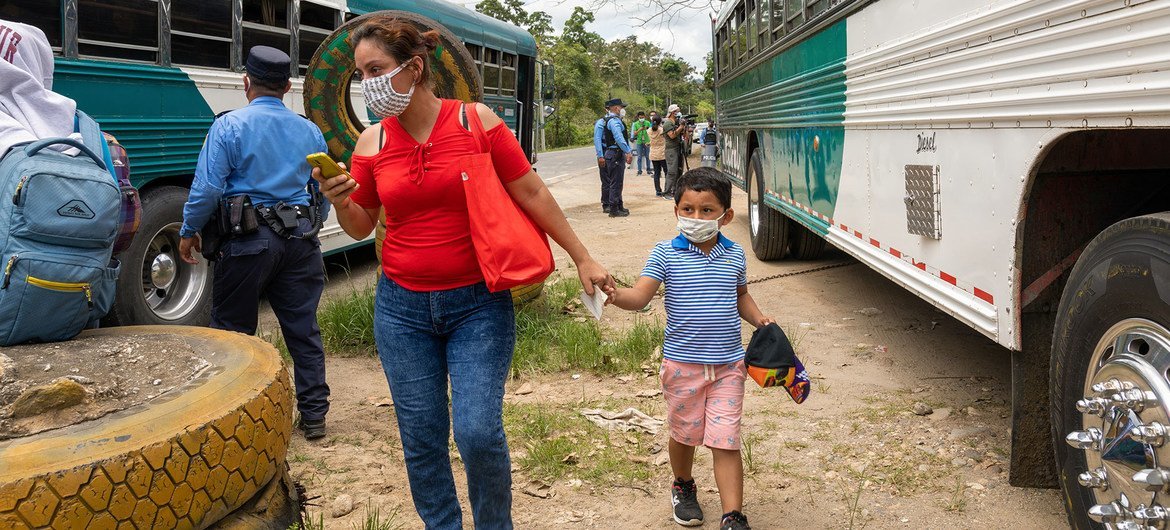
[1069,319,1170,529]
[140,222,209,321]
[151,253,176,290]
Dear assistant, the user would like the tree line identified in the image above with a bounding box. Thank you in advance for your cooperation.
[474,0,715,149]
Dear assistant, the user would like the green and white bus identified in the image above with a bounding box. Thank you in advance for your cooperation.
[712,0,1170,524]
[1,0,538,327]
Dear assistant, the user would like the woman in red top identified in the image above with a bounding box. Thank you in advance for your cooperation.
[313,16,613,530]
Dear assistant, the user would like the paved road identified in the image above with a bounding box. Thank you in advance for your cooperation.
[533,146,596,184]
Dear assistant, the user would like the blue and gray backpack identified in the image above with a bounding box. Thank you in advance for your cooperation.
[0,111,121,345]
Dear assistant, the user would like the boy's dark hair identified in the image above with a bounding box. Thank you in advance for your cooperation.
[674,167,732,209]
[636,111,646,117]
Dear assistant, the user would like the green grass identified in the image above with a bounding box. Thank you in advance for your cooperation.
[513,278,663,375]
[317,283,378,356]
[261,276,663,375]
[504,401,655,485]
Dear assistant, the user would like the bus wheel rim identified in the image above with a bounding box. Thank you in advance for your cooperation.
[1068,318,1170,526]
[142,222,208,321]
[749,177,760,236]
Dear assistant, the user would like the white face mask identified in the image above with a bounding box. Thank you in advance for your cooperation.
[620,108,627,118]
[361,60,416,118]
[677,212,726,243]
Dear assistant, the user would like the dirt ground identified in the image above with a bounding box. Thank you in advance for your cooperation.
[281,152,1070,529]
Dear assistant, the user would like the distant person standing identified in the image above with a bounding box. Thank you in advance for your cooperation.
[593,98,633,217]
[631,111,651,176]
[648,113,668,197]
[662,103,686,196]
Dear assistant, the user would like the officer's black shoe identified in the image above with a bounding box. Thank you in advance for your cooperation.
[609,208,630,217]
[603,205,612,214]
[298,418,326,440]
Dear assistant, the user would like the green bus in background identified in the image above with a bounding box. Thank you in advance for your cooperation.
[712,0,1170,525]
[1,0,539,327]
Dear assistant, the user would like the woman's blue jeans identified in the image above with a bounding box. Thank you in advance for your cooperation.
[374,275,516,530]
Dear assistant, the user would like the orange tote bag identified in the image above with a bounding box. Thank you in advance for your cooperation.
[459,104,554,292]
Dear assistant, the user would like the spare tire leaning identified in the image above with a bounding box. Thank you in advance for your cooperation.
[303,9,483,161]
[0,326,294,529]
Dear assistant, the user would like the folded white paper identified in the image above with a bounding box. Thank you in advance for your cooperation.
[580,285,608,320]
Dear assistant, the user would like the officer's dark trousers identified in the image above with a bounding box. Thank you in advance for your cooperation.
[602,148,625,209]
[211,219,330,422]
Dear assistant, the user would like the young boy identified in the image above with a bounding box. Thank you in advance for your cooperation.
[608,167,772,530]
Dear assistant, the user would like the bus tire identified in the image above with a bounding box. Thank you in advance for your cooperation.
[106,186,213,327]
[303,10,483,161]
[746,151,788,260]
[788,224,827,260]
[0,326,294,530]
[1050,213,1170,530]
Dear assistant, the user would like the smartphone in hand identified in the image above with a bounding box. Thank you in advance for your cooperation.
[306,152,349,179]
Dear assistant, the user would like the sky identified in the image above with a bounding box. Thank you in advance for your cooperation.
[454,0,719,75]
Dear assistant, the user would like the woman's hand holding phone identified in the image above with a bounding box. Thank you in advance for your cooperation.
[307,152,358,207]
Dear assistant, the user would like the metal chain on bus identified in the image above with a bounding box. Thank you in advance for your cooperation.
[611,261,857,288]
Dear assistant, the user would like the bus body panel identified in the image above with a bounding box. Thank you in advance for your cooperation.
[715,0,1170,350]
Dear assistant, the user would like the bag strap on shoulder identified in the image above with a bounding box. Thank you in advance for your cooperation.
[461,103,490,154]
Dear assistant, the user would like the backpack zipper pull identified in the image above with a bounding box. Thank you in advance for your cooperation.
[84,285,93,309]
[2,255,16,289]
[12,175,28,205]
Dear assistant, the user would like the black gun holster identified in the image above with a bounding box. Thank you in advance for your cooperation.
[200,195,259,261]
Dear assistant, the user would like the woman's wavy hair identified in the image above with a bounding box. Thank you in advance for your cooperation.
[350,16,440,87]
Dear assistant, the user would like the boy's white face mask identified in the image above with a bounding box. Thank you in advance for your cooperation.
[677,212,726,243]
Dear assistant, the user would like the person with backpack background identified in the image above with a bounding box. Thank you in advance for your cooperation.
[593,98,634,217]
[0,18,131,345]
[630,111,652,176]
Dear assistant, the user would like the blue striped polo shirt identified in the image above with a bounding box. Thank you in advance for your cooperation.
[641,233,748,364]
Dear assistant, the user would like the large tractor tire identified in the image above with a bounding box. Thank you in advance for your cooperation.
[747,151,788,260]
[1051,213,1170,529]
[105,186,213,327]
[0,326,294,529]
[303,10,482,161]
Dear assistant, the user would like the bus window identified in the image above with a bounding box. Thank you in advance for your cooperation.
[758,0,771,49]
[466,43,483,80]
[746,0,756,56]
[299,1,339,75]
[736,6,746,66]
[771,0,785,40]
[171,1,232,69]
[0,0,62,49]
[78,0,158,63]
[808,0,829,18]
[243,0,291,70]
[786,0,805,30]
[501,52,516,97]
[483,47,500,95]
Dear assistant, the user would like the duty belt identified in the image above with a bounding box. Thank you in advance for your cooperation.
[255,203,317,240]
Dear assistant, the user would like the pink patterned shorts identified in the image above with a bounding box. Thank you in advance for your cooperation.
[660,359,747,450]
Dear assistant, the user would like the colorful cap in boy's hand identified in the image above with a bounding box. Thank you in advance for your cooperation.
[745,356,811,404]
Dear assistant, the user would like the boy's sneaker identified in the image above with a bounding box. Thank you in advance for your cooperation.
[671,478,703,526]
[720,510,751,530]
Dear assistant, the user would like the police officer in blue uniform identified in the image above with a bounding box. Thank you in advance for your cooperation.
[593,98,634,217]
[178,46,332,440]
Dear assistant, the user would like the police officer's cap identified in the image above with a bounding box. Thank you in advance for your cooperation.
[605,98,628,109]
[246,46,291,82]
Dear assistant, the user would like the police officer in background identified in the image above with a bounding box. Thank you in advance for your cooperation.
[177,46,332,440]
[593,98,634,217]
